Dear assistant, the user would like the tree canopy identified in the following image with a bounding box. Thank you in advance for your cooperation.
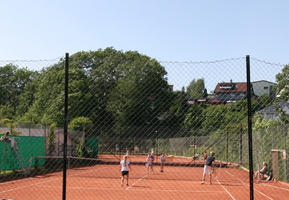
[274,64,289,101]
[15,48,170,132]
[186,78,207,98]
[0,48,284,138]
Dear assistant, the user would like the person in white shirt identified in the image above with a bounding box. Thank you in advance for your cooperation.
[134,145,139,156]
[120,156,131,186]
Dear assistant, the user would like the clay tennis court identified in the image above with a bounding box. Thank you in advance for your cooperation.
[0,155,288,200]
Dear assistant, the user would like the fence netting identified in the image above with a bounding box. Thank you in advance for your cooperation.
[0,50,288,199]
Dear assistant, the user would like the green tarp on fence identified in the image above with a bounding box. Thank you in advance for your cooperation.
[0,136,45,171]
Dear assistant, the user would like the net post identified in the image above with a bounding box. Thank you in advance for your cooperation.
[62,53,69,200]
[219,161,221,181]
[246,55,254,199]
[257,163,260,182]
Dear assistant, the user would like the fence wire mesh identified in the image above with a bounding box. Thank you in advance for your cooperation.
[0,51,288,199]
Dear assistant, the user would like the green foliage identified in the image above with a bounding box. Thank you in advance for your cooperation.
[274,102,289,124]
[106,50,169,130]
[0,104,15,119]
[201,105,227,133]
[1,118,21,136]
[274,64,289,101]
[182,105,205,135]
[167,91,188,126]
[17,66,91,125]
[69,117,93,157]
[0,64,37,116]
[186,78,206,98]
[48,123,57,156]
[253,113,281,130]
[68,117,92,131]
[259,94,273,107]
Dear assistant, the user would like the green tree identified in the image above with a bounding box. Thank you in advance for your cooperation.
[201,105,227,134]
[1,118,21,136]
[258,94,273,107]
[18,66,91,125]
[16,48,170,138]
[274,64,289,101]
[182,104,206,135]
[0,64,37,116]
[186,78,207,98]
[253,113,281,130]
[48,123,57,156]
[68,117,93,131]
[167,90,188,126]
[107,50,169,131]
[274,102,289,124]
[0,104,15,119]
[68,117,93,157]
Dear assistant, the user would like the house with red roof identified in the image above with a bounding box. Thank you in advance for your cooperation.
[213,80,254,104]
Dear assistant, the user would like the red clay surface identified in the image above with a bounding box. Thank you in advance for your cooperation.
[0,155,288,200]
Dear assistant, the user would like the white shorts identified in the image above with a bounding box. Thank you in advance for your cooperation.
[203,165,213,175]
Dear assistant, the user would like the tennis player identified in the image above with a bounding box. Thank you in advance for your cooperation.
[120,155,131,186]
[201,151,215,184]
[160,152,166,172]
[146,154,153,174]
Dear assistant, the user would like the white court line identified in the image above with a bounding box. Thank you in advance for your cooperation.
[37,185,227,193]
[126,174,149,190]
[225,170,274,200]
[214,176,236,200]
[261,183,289,192]
[0,178,61,194]
[0,166,109,194]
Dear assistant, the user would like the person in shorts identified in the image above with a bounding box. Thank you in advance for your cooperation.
[146,154,153,174]
[201,151,215,184]
[160,152,166,172]
[120,155,131,186]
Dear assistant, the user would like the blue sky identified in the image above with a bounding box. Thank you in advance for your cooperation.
[1,1,288,91]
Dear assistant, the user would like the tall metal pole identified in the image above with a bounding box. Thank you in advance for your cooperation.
[62,53,69,200]
[239,125,243,163]
[246,55,254,200]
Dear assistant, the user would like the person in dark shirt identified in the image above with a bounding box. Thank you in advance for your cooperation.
[201,151,215,184]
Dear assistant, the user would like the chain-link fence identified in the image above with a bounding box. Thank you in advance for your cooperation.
[0,51,288,199]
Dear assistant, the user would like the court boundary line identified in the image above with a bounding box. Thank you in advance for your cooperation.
[0,177,62,194]
[261,183,289,192]
[225,170,274,200]
[127,173,149,190]
[214,176,236,200]
[35,184,228,194]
